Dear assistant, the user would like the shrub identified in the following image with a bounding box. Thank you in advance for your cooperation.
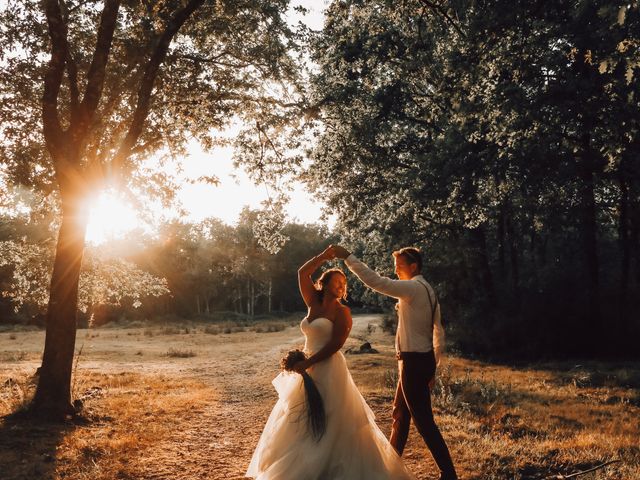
[164,348,196,358]
[381,312,397,335]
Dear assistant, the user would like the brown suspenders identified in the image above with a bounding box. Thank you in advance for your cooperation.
[417,280,438,335]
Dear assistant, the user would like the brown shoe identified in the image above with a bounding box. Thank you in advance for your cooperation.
[439,473,458,480]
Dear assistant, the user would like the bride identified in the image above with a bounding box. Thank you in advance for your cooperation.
[246,246,416,480]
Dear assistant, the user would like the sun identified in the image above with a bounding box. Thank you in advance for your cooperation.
[85,190,142,245]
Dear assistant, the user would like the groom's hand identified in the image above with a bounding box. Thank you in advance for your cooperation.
[331,245,350,259]
[320,246,336,260]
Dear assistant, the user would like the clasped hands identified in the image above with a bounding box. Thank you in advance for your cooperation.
[321,244,350,261]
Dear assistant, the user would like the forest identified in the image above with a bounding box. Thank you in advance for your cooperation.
[0,0,638,421]
[0,200,334,324]
[2,0,638,360]
[0,2,639,479]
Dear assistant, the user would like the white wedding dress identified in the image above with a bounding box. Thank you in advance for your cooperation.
[246,317,416,480]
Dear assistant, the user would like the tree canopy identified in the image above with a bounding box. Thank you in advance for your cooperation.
[0,202,333,325]
[0,0,305,418]
[302,0,640,357]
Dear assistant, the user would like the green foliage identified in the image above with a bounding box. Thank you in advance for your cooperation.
[0,0,302,199]
[0,237,169,317]
[0,190,169,320]
[0,200,336,324]
[305,0,640,357]
[134,209,335,318]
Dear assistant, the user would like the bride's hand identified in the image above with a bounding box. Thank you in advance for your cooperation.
[293,360,309,373]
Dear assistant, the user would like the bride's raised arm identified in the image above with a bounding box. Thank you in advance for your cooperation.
[298,246,335,307]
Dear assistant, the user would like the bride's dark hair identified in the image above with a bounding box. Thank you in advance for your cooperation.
[315,268,347,302]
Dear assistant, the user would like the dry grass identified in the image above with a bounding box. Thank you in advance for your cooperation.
[433,358,640,479]
[0,370,216,480]
[164,348,196,358]
[346,341,640,480]
[0,314,638,480]
[201,318,296,335]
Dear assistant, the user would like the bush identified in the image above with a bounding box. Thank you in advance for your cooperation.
[381,311,397,335]
[164,348,196,358]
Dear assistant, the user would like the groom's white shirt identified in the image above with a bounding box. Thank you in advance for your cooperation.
[345,254,445,365]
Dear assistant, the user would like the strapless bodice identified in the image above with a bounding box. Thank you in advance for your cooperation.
[301,317,333,355]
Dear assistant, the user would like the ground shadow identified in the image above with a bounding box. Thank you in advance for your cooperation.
[0,409,76,480]
[517,458,622,480]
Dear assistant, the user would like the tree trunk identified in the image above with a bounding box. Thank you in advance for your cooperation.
[268,278,272,314]
[577,146,602,343]
[618,174,630,331]
[528,218,540,292]
[497,201,506,276]
[571,44,603,349]
[471,226,496,307]
[632,195,640,284]
[246,279,251,316]
[32,199,88,419]
[506,214,521,307]
[250,279,255,317]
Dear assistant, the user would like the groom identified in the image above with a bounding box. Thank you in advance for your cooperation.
[331,245,458,480]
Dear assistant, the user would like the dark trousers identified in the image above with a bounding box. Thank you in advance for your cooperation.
[390,351,457,479]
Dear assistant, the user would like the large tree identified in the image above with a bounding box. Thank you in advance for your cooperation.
[0,0,300,418]
[303,0,640,356]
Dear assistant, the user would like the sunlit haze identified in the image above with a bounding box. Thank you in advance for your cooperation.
[174,141,328,224]
[85,1,329,245]
[85,191,146,245]
[172,1,329,226]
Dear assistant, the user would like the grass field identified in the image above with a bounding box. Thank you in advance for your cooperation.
[0,314,638,480]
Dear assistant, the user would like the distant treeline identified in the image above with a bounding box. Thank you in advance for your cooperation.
[0,205,336,326]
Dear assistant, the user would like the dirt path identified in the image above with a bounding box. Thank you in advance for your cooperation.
[4,316,639,479]
[1,314,397,480]
[130,314,385,479]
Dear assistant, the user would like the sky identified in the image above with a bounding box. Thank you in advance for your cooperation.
[0,1,330,244]
[85,1,330,244]
[174,1,327,224]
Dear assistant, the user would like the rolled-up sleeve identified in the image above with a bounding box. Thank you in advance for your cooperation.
[344,255,417,299]
[432,302,445,366]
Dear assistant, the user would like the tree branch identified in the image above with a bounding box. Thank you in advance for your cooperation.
[113,0,205,170]
[544,460,621,480]
[66,50,80,113]
[178,50,235,64]
[130,135,163,156]
[416,210,459,231]
[67,0,93,15]
[176,51,274,74]
[58,0,80,115]
[79,0,120,134]
[417,0,466,39]
[256,121,285,164]
[42,0,70,157]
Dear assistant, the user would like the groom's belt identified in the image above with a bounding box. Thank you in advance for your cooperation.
[396,350,434,361]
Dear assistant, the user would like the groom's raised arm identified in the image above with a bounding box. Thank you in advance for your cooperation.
[344,254,418,300]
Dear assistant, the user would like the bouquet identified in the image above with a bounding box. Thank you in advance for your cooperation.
[280,349,326,441]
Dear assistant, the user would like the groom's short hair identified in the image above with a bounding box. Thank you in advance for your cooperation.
[392,247,423,272]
